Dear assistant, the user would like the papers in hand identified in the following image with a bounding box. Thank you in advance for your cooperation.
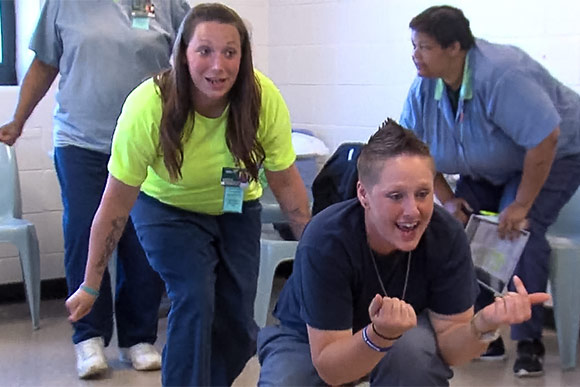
[465,215,530,296]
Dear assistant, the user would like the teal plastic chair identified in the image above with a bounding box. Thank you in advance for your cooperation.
[254,238,298,328]
[547,188,580,370]
[0,144,41,329]
[254,190,298,328]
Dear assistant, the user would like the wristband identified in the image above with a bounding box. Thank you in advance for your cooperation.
[80,284,99,297]
[470,311,500,343]
[372,323,402,341]
[362,325,391,352]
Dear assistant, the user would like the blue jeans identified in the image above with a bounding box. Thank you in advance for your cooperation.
[131,193,262,386]
[456,154,580,340]
[54,146,163,347]
[258,312,453,386]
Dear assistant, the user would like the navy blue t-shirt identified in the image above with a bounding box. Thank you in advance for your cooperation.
[274,198,479,335]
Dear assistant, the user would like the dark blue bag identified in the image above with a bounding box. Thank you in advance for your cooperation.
[311,142,364,216]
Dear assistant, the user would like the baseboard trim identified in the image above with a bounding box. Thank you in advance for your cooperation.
[0,278,67,304]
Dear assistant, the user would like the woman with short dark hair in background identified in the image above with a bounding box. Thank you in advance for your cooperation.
[401,5,580,377]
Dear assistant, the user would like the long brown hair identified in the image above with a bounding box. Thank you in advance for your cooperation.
[154,3,263,181]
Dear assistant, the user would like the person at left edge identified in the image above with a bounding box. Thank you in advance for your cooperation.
[0,0,190,379]
[65,3,311,386]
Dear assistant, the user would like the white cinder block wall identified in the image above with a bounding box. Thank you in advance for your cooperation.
[1,0,578,283]
[268,0,580,151]
[0,0,59,283]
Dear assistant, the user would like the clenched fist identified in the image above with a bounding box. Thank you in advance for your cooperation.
[0,121,24,146]
[368,294,417,340]
[65,287,97,323]
[442,197,472,226]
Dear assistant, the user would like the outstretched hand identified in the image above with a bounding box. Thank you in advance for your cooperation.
[65,288,97,323]
[476,276,550,332]
[368,294,417,339]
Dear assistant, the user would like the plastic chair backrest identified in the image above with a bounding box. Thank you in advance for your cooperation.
[0,144,22,220]
[548,188,580,240]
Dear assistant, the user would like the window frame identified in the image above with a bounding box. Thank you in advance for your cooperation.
[0,0,17,85]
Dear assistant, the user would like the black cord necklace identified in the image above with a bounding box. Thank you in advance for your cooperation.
[368,248,411,300]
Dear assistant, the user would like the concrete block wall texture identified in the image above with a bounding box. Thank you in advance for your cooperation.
[1,0,578,283]
[0,83,61,283]
[268,0,580,151]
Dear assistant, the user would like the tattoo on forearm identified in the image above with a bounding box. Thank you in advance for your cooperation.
[95,216,128,275]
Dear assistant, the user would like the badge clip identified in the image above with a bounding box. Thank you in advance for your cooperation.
[131,0,155,18]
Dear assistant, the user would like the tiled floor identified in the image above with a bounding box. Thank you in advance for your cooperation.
[0,282,578,386]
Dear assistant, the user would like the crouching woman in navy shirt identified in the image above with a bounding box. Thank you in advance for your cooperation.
[257,119,549,386]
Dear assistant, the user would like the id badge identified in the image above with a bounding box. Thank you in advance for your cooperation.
[221,167,249,213]
[223,186,244,213]
[132,17,150,30]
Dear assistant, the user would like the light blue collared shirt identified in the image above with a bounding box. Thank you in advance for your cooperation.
[400,39,580,185]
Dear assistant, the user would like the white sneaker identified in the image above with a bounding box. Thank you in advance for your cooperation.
[120,343,162,371]
[74,337,108,379]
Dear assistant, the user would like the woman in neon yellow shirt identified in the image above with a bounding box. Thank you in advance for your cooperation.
[65,3,310,386]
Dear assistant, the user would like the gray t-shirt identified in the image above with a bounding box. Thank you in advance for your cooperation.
[30,0,190,154]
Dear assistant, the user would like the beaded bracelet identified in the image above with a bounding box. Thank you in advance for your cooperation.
[80,284,99,298]
[362,325,391,352]
[372,323,402,341]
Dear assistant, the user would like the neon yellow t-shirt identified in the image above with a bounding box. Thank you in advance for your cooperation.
[109,70,295,215]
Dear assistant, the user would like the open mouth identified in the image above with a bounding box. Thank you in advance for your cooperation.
[396,221,419,232]
[413,61,424,70]
[206,77,226,85]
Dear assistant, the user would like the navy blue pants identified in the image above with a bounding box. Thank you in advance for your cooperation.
[54,146,163,347]
[258,312,453,386]
[131,193,261,386]
[456,154,580,340]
